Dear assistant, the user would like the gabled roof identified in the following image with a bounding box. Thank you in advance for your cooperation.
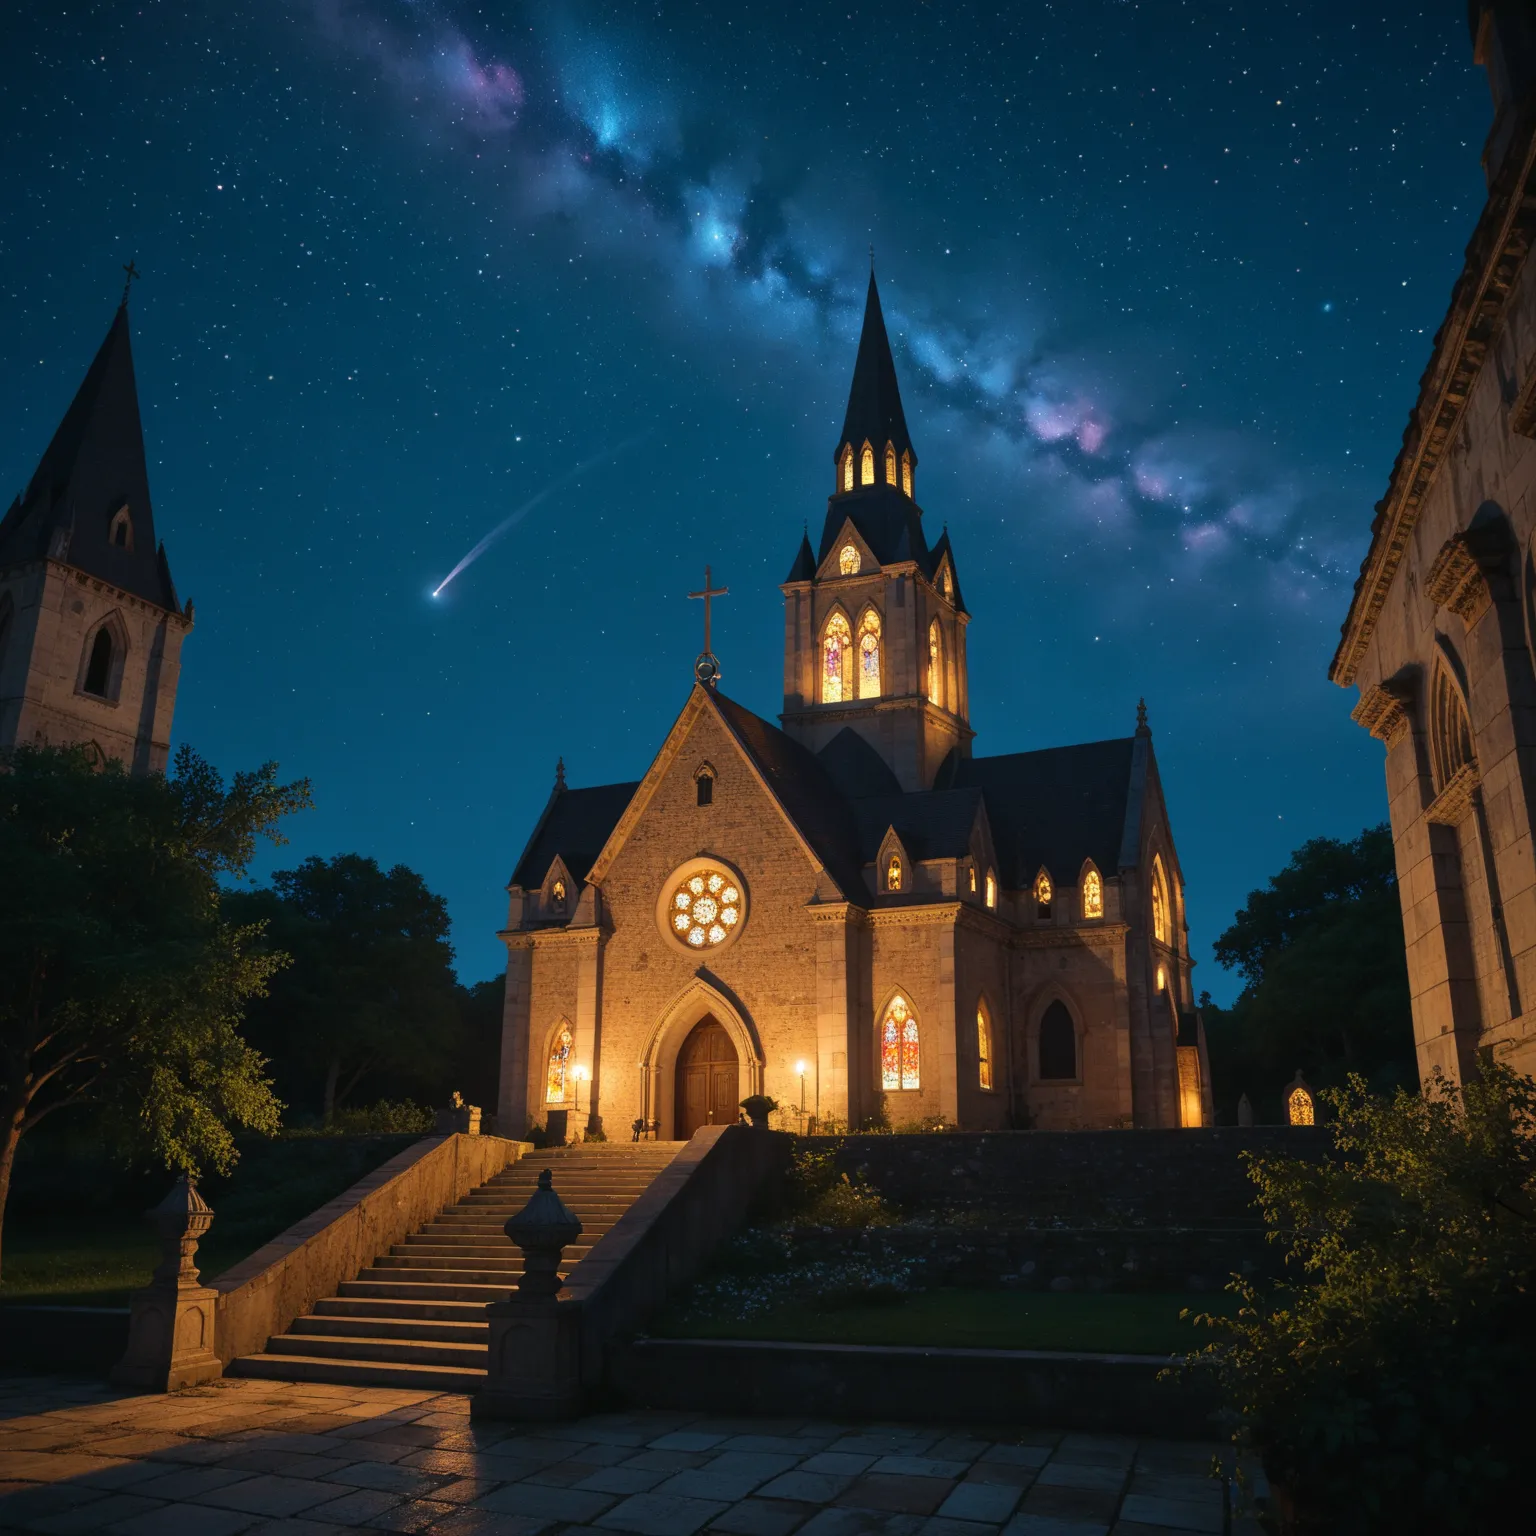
[0,305,179,611]
[838,272,915,465]
[939,738,1140,889]
[816,726,901,800]
[510,781,639,890]
[785,530,816,583]
[928,527,968,616]
[815,484,935,575]
[850,787,985,864]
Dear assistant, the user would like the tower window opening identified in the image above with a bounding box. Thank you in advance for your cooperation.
[977,1002,993,1091]
[1151,855,1171,946]
[841,448,854,492]
[839,543,861,575]
[901,451,913,498]
[860,442,875,485]
[696,770,714,806]
[858,609,882,698]
[1035,870,1053,920]
[83,628,114,698]
[985,870,997,909]
[885,443,897,485]
[886,854,902,891]
[969,866,977,895]
[109,505,134,550]
[927,619,943,708]
[822,612,852,703]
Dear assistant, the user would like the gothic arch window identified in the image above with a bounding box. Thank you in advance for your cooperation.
[695,762,716,806]
[976,999,994,1090]
[985,870,997,909]
[839,543,861,575]
[1430,660,1476,793]
[886,854,903,891]
[901,451,913,498]
[551,878,567,909]
[885,442,898,485]
[1038,1000,1078,1081]
[546,1022,575,1104]
[80,619,126,702]
[1081,864,1103,920]
[941,564,953,602]
[879,993,920,1090]
[858,608,882,698]
[968,865,977,895]
[927,619,944,707]
[108,504,134,551]
[1034,869,1053,920]
[841,447,854,493]
[860,441,875,485]
[822,611,852,703]
[1151,855,1171,946]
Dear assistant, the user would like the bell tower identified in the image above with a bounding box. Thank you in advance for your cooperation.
[779,271,971,791]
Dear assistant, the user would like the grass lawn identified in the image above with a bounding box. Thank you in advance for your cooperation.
[0,1132,420,1308]
[655,1287,1238,1355]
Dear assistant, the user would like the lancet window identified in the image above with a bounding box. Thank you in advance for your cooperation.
[985,870,997,909]
[927,619,943,707]
[861,442,875,485]
[885,443,898,485]
[83,627,115,699]
[977,1001,994,1091]
[546,1023,574,1103]
[1038,1001,1077,1081]
[1151,856,1171,946]
[880,994,920,1091]
[858,609,882,698]
[841,448,854,492]
[839,543,861,575]
[109,504,134,550]
[1430,663,1475,793]
[551,878,566,909]
[822,612,852,703]
[886,855,902,891]
[1082,866,1103,920]
[901,451,913,497]
[1035,869,1053,919]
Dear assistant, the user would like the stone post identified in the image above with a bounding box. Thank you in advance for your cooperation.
[474,1168,585,1420]
[111,1175,222,1391]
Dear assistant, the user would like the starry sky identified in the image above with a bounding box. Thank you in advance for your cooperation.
[0,1,1493,998]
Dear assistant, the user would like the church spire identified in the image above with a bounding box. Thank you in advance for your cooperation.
[834,271,916,498]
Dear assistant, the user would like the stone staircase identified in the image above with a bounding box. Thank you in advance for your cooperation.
[230,1141,685,1390]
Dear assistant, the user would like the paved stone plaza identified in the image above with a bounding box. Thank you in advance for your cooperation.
[0,1374,1261,1535]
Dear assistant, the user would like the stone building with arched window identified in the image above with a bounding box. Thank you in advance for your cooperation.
[498,272,1207,1139]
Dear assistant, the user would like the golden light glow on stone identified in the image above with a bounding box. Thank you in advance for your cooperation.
[977,1003,993,1091]
[546,1023,573,1103]
[861,442,875,484]
[1288,1084,1315,1126]
[823,612,851,703]
[859,609,882,698]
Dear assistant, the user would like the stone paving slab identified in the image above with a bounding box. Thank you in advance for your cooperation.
[0,1374,1266,1536]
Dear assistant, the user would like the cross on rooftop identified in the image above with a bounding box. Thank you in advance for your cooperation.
[688,565,728,686]
[120,260,141,307]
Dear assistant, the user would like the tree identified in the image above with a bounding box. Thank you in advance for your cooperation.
[0,744,311,1280]
[229,854,461,1123]
[1202,825,1416,1121]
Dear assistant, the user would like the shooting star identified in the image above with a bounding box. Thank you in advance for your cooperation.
[431,431,651,598]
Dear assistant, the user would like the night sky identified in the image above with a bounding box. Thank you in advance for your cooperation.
[1,2,1492,998]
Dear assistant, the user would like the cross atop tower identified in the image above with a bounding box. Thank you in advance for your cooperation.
[688,564,728,687]
[120,260,141,308]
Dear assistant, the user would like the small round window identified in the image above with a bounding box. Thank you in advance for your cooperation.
[669,868,742,948]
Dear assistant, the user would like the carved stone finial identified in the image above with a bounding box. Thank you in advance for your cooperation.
[1236,1092,1254,1128]
[149,1173,215,1286]
[554,757,566,791]
[504,1170,583,1299]
[1135,698,1150,736]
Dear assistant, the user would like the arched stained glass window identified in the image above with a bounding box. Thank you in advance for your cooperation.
[880,995,920,1090]
[861,442,875,485]
[1035,869,1053,918]
[886,854,902,891]
[1038,1001,1076,1081]
[839,543,861,575]
[1082,867,1103,919]
[83,628,114,698]
[901,451,913,498]
[841,448,854,492]
[822,613,851,703]
[1151,856,1171,946]
[977,1002,993,1090]
[551,878,566,908]
[858,609,881,698]
[885,443,898,485]
[927,620,943,707]
[546,1023,574,1103]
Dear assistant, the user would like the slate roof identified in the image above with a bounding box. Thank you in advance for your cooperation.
[0,305,180,611]
[839,272,915,465]
[851,788,985,863]
[785,530,816,583]
[817,485,936,576]
[510,780,639,890]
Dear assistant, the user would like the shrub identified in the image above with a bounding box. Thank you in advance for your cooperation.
[327,1099,434,1135]
[1184,1063,1536,1533]
[784,1146,894,1228]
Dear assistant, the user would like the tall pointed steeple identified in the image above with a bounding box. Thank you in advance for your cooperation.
[0,302,179,613]
[836,272,916,481]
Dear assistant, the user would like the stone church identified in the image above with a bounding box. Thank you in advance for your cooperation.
[1333,0,1536,1087]
[0,299,191,774]
[498,274,1210,1138]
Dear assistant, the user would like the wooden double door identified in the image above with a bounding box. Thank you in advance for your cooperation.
[675,1016,739,1140]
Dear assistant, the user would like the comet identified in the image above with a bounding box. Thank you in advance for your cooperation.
[431,431,650,598]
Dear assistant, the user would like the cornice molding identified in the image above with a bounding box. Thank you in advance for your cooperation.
[6,559,194,628]
[1426,761,1482,826]
[1351,677,1415,748]
[1424,533,1494,624]
[1013,922,1129,951]
[527,925,602,951]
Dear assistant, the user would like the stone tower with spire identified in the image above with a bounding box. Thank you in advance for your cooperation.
[780,272,971,792]
[0,302,191,774]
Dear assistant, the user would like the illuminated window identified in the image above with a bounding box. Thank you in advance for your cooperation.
[901,451,913,497]
[669,867,743,949]
[83,628,114,699]
[1156,964,1167,992]
[858,609,882,698]
[551,878,566,908]
[1082,867,1103,919]
[886,854,902,891]
[839,543,861,575]
[880,994,920,1090]
[1035,869,1053,919]
[977,1002,993,1090]
[885,443,897,485]
[941,564,953,601]
[1151,856,1171,946]
[969,866,977,894]
[1038,1001,1076,1080]
[927,619,943,707]
[860,442,875,485]
[109,504,134,551]
[841,448,854,492]
[822,612,851,703]
[546,1023,574,1103]
[1287,1082,1315,1126]
[985,870,997,909]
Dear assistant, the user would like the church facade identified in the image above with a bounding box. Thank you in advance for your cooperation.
[0,301,191,775]
[498,275,1209,1138]
[1332,2,1536,1087]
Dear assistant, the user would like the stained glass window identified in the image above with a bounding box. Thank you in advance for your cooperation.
[927,620,943,707]
[942,565,953,600]
[669,868,743,949]
[886,855,902,891]
[1035,870,1053,915]
[1152,856,1170,945]
[546,1023,573,1103]
[1082,868,1103,919]
[977,1003,993,1090]
[901,452,913,497]
[880,995,919,1090]
[858,610,881,698]
[551,878,566,908]
[823,613,851,703]
[1287,1085,1315,1126]
[841,448,854,492]
[885,443,897,485]
[861,442,875,485]
[839,543,861,575]
[985,871,997,909]
[969,866,977,894]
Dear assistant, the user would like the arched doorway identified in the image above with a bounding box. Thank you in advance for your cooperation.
[674,1015,739,1139]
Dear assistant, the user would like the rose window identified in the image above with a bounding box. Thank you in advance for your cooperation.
[670,870,742,948]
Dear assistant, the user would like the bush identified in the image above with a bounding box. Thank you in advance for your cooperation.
[1184,1063,1536,1532]
[326,1099,434,1136]
[784,1147,895,1228]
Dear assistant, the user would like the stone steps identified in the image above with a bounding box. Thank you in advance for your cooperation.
[230,1142,684,1391]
